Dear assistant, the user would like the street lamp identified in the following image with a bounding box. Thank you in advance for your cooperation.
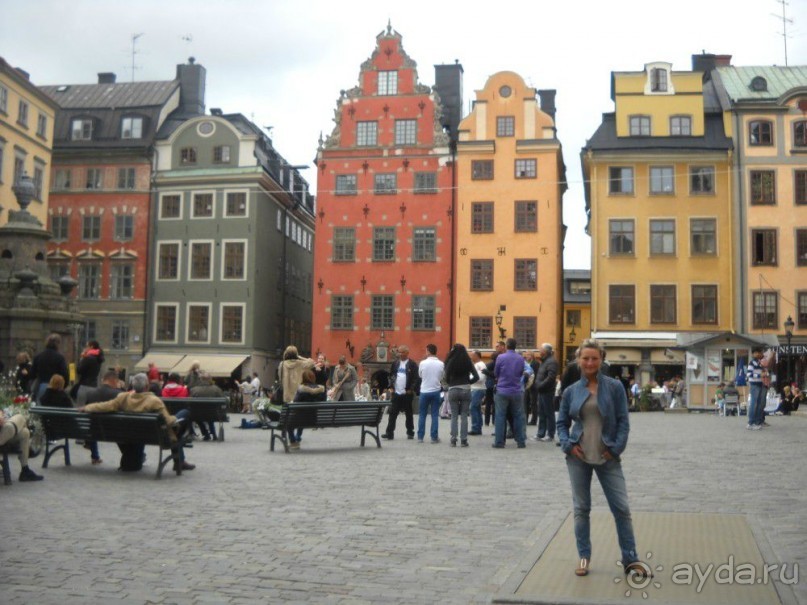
[784,315,795,388]
[495,307,506,340]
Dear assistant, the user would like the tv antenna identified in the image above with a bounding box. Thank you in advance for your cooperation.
[772,0,793,66]
[130,33,145,82]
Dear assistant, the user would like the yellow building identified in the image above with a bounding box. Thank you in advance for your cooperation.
[562,270,591,368]
[582,61,735,393]
[455,71,565,352]
[0,57,57,226]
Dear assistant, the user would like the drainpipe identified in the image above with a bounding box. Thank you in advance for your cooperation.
[449,136,457,344]
[144,145,158,358]
[734,112,747,333]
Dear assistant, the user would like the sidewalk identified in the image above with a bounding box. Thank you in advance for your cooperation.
[1,412,804,604]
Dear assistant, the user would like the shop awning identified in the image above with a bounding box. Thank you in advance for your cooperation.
[650,349,685,364]
[171,354,249,378]
[604,347,642,365]
[133,353,185,373]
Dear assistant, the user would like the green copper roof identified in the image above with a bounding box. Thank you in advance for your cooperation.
[715,65,807,102]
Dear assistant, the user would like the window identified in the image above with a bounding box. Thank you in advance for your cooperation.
[514,317,537,349]
[692,285,718,324]
[85,168,103,190]
[17,100,29,127]
[794,121,807,147]
[752,291,778,329]
[471,160,493,180]
[14,153,25,185]
[335,174,357,195]
[54,169,71,190]
[221,305,245,344]
[223,241,246,279]
[569,281,591,295]
[378,71,398,95]
[749,120,773,146]
[157,242,180,280]
[160,194,181,219]
[331,295,354,330]
[608,167,634,194]
[497,116,515,137]
[36,113,47,138]
[374,173,397,194]
[609,219,634,255]
[471,202,494,233]
[114,215,133,241]
[0,85,6,113]
[796,229,807,266]
[650,285,676,324]
[629,116,651,136]
[225,191,247,217]
[691,219,717,255]
[798,292,807,329]
[514,259,537,291]
[78,264,101,299]
[333,227,355,262]
[650,220,676,255]
[181,147,197,164]
[650,68,668,92]
[471,259,493,291]
[515,159,537,179]
[412,295,435,330]
[82,215,101,241]
[110,263,134,299]
[795,171,807,205]
[49,262,70,283]
[750,170,776,204]
[121,117,143,139]
[371,295,394,330]
[0,142,4,184]
[189,241,213,280]
[71,119,93,141]
[514,201,537,232]
[690,166,715,194]
[51,215,69,241]
[609,285,635,324]
[751,229,777,266]
[650,166,674,194]
[80,321,97,344]
[187,305,210,343]
[469,317,492,349]
[372,227,396,261]
[213,145,231,163]
[192,192,214,218]
[670,115,691,136]
[155,305,178,342]
[117,167,136,190]
[395,120,417,145]
[111,321,130,351]
[414,171,437,194]
[33,163,44,199]
[356,121,377,146]
[413,227,436,261]
[566,309,582,326]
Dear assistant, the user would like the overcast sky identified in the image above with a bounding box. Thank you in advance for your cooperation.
[3,0,806,269]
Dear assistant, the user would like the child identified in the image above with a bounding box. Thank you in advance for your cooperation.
[715,382,725,416]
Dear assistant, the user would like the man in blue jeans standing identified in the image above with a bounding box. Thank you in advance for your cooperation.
[746,347,767,430]
[417,344,444,443]
[493,338,527,448]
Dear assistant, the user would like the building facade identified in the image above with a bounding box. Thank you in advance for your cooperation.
[0,57,57,228]
[312,25,461,379]
[562,269,591,367]
[455,71,565,353]
[148,112,315,384]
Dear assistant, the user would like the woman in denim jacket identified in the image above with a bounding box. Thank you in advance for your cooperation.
[557,339,649,580]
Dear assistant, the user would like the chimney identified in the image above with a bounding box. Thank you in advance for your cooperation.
[433,60,464,144]
[176,57,206,116]
[692,53,732,81]
[97,72,117,84]
[538,89,557,122]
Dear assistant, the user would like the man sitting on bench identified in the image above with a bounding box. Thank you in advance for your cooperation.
[0,414,44,482]
[79,373,195,471]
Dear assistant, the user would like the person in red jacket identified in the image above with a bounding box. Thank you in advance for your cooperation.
[161,373,188,398]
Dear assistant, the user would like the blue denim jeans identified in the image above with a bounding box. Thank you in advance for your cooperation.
[537,391,556,438]
[470,389,485,433]
[288,428,304,443]
[418,391,442,441]
[749,383,766,426]
[448,387,471,442]
[566,455,638,564]
[493,392,526,446]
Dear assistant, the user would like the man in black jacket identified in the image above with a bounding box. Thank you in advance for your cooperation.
[382,345,419,440]
[84,369,125,468]
[533,343,559,442]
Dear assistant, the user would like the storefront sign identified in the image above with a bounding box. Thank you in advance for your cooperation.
[776,345,807,356]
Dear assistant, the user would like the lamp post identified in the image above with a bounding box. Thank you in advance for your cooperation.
[784,315,795,388]
[495,307,506,340]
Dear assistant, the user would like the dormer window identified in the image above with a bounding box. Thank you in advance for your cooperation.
[71,118,93,141]
[650,68,668,92]
[670,115,692,136]
[629,115,651,136]
[121,116,143,139]
[644,63,674,95]
[751,76,768,92]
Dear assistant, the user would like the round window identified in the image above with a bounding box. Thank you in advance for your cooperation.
[499,85,512,98]
[197,121,215,136]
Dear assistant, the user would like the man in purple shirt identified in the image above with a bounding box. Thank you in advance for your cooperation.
[493,338,527,448]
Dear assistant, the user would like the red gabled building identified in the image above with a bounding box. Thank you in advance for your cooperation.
[313,25,462,381]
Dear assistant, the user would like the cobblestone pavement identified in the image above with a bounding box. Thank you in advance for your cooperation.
[1,411,805,604]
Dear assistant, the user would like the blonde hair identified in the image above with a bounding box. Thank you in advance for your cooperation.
[577,338,605,358]
[16,351,30,365]
[48,374,65,390]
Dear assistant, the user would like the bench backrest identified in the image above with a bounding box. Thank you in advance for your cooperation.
[280,401,385,429]
[162,397,229,422]
[31,407,173,446]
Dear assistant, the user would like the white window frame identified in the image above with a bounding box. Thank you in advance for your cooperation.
[186,302,212,344]
[121,116,143,139]
[37,113,47,138]
[153,302,180,344]
[109,262,135,300]
[223,188,250,218]
[221,239,248,281]
[378,70,398,95]
[187,239,214,281]
[159,192,184,220]
[0,85,7,114]
[219,303,246,345]
[190,190,216,219]
[71,118,93,141]
[155,240,182,282]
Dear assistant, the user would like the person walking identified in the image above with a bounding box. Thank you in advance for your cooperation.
[492,338,527,448]
[417,344,444,444]
[557,339,648,579]
[382,345,419,440]
[469,350,487,436]
[331,356,358,401]
[31,333,69,404]
[443,343,480,447]
[534,343,559,442]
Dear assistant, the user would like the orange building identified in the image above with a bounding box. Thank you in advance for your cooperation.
[313,25,462,379]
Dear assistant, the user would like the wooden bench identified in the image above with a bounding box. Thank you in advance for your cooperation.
[269,401,388,453]
[162,397,229,441]
[30,407,183,479]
